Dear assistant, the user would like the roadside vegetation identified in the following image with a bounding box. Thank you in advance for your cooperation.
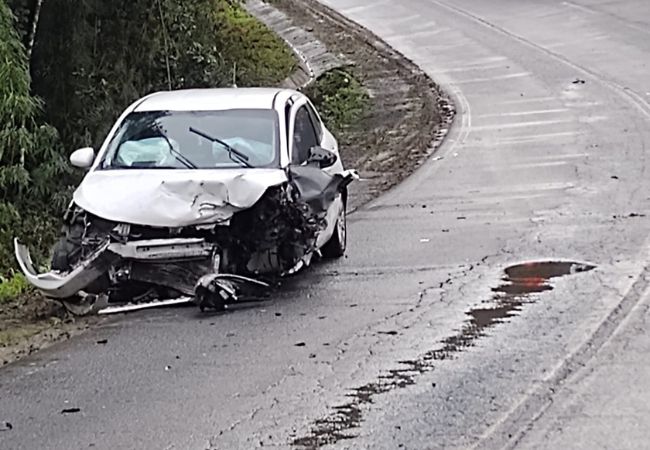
[304,68,370,135]
[0,273,28,304]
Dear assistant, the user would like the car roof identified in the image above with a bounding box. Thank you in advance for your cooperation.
[133,88,299,112]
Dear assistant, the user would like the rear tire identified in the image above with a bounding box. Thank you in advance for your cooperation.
[321,203,347,258]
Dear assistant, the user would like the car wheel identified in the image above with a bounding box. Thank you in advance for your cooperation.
[51,233,82,272]
[321,203,347,258]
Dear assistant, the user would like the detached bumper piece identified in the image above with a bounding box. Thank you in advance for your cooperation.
[15,239,118,299]
[194,273,270,312]
[14,237,214,300]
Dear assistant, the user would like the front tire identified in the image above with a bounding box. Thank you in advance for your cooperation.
[321,203,347,258]
[51,234,81,272]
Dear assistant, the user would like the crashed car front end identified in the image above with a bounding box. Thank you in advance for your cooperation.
[14,166,355,313]
[15,88,357,313]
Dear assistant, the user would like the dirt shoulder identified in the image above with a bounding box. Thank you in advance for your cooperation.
[265,0,454,210]
[0,294,100,365]
[0,0,453,366]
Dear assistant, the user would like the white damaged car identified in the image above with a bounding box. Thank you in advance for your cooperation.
[14,88,356,313]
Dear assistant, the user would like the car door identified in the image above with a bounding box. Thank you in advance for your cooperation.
[288,99,344,248]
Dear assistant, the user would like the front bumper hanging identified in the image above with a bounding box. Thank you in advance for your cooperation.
[14,237,214,299]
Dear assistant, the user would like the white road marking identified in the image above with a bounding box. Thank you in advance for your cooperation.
[580,115,608,123]
[496,131,581,143]
[501,96,559,104]
[408,28,450,38]
[474,108,570,118]
[531,152,590,160]
[546,34,611,49]
[433,62,510,74]
[421,42,473,52]
[343,2,390,15]
[387,14,426,25]
[464,55,509,64]
[470,119,571,131]
[444,182,577,196]
[385,28,450,41]
[565,101,602,107]
[505,161,571,169]
[455,72,531,84]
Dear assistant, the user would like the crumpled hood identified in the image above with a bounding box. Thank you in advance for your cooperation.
[73,168,288,227]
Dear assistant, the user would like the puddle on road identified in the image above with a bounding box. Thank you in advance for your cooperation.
[292,261,595,448]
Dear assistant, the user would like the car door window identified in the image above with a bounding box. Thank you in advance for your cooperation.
[306,102,323,141]
[292,106,319,164]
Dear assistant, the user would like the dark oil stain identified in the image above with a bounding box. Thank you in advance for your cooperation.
[292,261,595,448]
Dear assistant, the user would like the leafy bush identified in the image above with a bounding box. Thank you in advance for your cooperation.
[0,2,69,276]
[28,0,296,150]
[213,3,297,87]
[304,68,369,133]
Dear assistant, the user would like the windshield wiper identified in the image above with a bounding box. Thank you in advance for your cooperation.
[189,126,252,168]
[156,125,197,169]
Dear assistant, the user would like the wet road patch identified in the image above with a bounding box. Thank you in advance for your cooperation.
[292,261,595,448]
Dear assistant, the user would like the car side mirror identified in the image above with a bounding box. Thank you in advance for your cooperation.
[307,146,337,169]
[70,147,95,169]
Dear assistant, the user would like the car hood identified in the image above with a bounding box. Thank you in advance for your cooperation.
[73,168,289,227]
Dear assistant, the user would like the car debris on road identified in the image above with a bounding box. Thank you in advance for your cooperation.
[14,88,357,314]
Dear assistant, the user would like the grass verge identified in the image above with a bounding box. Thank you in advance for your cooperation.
[0,273,29,304]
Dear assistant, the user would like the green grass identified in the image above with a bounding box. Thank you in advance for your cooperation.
[216,2,297,87]
[0,273,29,303]
[304,68,369,133]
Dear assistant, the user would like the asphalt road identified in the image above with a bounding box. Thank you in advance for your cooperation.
[2,0,650,449]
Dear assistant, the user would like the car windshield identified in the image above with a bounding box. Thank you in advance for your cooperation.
[101,109,279,170]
